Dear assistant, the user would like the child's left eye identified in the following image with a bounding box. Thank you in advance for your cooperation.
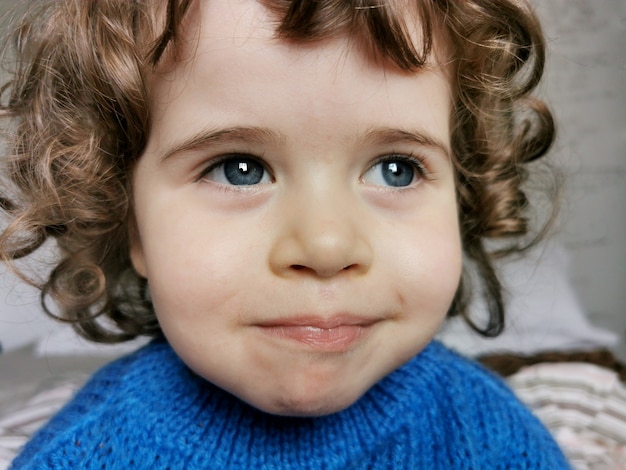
[362,155,424,188]
[198,155,271,186]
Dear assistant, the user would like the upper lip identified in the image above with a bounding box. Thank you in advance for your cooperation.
[255,314,381,329]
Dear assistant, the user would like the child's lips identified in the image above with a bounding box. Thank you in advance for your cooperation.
[255,315,380,352]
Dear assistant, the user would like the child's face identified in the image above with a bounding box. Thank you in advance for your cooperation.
[131,1,461,416]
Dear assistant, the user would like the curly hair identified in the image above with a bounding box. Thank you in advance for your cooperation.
[0,0,555,342]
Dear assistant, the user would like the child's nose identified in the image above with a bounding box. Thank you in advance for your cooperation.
[268,195,373,279]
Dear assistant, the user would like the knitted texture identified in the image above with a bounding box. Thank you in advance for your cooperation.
[10,340,570,469]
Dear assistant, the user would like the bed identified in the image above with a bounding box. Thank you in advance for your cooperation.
[0,345,110,466]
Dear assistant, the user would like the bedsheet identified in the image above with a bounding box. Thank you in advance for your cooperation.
[0,346,113,469]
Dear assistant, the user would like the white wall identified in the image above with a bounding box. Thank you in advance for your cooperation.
[1,1,625,356]
[532,0,626,358]
[0,267,58,352]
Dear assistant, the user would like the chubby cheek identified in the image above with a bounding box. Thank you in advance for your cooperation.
[142,231,255,381]
[392,196,462,283]
[401,234,461,301]
[387,214,462,333]
[144,229,251,322]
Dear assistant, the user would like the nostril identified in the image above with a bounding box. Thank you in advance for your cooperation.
[290,263,359,274]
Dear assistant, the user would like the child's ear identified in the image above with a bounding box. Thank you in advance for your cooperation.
[128,217,147,278]
[130,241,147,278]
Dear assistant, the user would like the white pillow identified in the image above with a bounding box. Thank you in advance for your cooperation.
[437,241,618,357]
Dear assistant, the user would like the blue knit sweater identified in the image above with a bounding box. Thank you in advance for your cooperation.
[11,340,569,469]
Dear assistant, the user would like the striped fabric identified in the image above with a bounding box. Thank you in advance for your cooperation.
[0,378,83,470]
[509,362,626,469]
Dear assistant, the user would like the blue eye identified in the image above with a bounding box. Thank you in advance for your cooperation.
[201,156,270,186]
[363,157,421,187]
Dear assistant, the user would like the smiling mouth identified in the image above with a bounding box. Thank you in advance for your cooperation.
[255,316,379,352]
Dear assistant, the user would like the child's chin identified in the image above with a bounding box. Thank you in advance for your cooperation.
[241,386,366,417]
[254,398,358,418]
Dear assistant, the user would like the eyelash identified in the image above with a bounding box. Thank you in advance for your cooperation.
[368,153,429,178]
[195,153,271,183]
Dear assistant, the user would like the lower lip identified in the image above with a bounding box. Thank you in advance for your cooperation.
[259,325,368,352]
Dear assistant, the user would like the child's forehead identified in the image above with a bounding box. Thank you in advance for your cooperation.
[149,1,452,117]
[163,0,449,74]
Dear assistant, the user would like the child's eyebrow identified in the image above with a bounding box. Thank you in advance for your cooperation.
[361,127,451,160]
[157,126,450,161]
[159,126,283,161]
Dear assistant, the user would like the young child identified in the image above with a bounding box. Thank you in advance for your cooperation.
[1,0,570,468]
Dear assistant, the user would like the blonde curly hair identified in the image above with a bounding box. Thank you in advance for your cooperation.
[0,0,555,342]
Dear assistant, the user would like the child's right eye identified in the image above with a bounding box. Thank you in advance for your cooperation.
[198,155,272,186]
